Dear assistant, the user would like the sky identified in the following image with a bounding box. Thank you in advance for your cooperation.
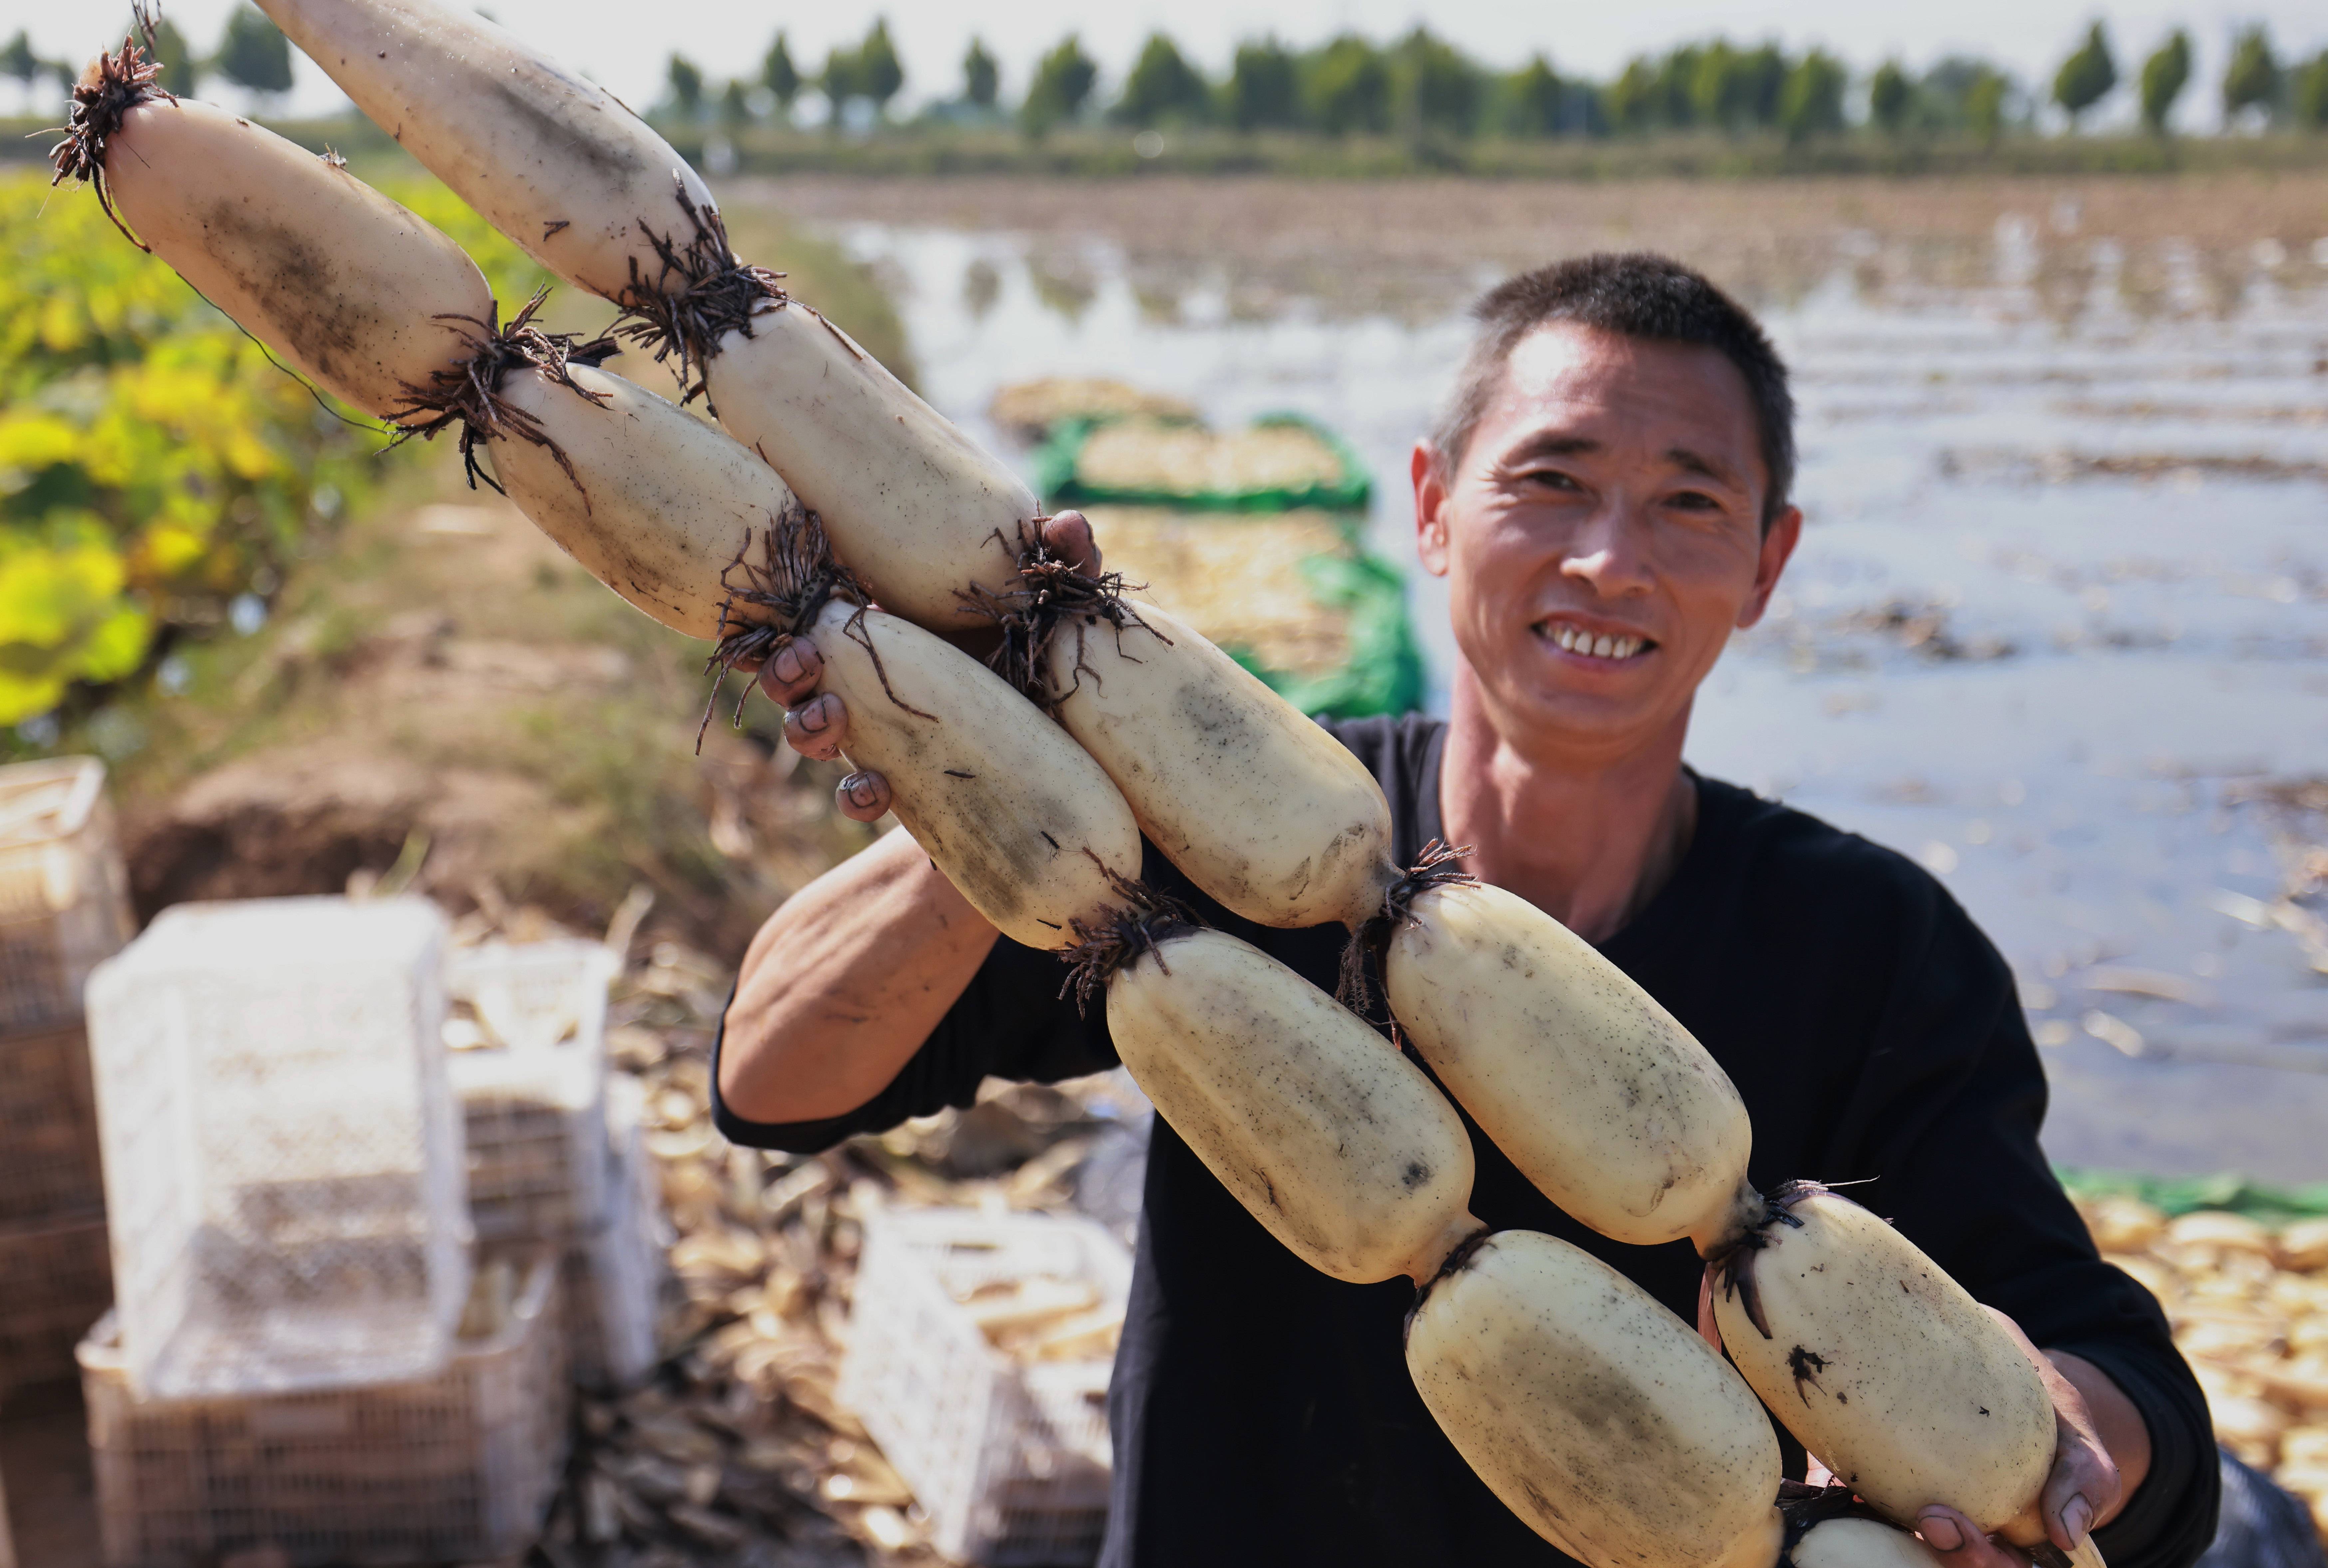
[11,0,2327,132]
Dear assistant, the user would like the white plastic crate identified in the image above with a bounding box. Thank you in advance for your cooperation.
[0,757,133,1035]
[446,940,618,1245]
[80,1253,568,1568]
[0,1211,112,1396]
[0,1020,104,1224]
[562,1073,665,1392]
[839,1208,1130,1566]
[85,897,470,1400]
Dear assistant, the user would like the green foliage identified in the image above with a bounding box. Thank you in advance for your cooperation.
[0,172,390,725]
[1392,27,1485,139]
[1117,33,1210,127]
[2053,22,2117,127]
[818,46,858,117]
[1869,62,1913,136]
[963,38,999,110]
[215,4,293,97]
[144,15,200,98]
[857,20,904,112]
[665,54,704,120]
[719,79,752,132]
[2139,31,2191,134]
[1691,41,1785,132]
[1,31,38,87]
[1304,35,1392,136]
[761,33,799,108]
[1021,36,1097,137]
[2223,27,2281,124]
[1226,38,1299,131]
[1778,51,1848,142]
[1498,56,1565,138]
[2295,53,2328,131]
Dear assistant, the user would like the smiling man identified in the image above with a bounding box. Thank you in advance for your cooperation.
[714,253,2218,1568]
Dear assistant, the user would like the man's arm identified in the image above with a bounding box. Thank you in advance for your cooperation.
[719,817,998,1124]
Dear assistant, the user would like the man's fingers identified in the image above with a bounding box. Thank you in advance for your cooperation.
[784,692,848,761]
[756,636,824,708]
[1916,1506,2022,1568]
[1042,510,1102,576]
[836,769,892,822]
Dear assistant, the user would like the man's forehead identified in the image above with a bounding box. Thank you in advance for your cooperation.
[1482,321,1759,451]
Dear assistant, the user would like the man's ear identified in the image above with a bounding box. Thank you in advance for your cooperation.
[1735,504,1803,629]
[1413,441,1452,578]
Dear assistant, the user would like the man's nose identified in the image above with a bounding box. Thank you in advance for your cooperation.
[1559,502,1655,598]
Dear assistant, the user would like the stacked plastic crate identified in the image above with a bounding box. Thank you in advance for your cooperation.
[0,757,135,1401]
[445,939,663,1392]
[79,897,569,1567]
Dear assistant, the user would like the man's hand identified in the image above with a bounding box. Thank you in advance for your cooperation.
[1693,1284,2136,1567]
[1915,1312,2127,1568]
[755,512,1102,823]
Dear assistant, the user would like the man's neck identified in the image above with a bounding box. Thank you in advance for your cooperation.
[1437,667,1699,944]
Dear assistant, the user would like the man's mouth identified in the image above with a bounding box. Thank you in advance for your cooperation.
[1535,620,1653,663]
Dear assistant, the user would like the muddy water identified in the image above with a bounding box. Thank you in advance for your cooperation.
[751,176,2328,1183]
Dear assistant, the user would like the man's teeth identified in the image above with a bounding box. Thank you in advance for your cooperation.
[1548,625,1644,660]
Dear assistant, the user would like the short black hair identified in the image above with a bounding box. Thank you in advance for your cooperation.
[1430,252,1796,528]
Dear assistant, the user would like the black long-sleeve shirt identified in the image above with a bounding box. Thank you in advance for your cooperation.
[714,714,2218,1568]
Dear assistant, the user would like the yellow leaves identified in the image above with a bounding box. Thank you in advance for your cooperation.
[0,413,82,480]
[0,536,153,723]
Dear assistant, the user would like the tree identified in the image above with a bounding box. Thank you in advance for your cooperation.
[1303,35,1392,136]
[2052,22,2117,130]
[1777,51,1847,143]
[856,19,903,116]
[1651,44,1705,128]
[1965,68,2011,142]
[1225,38,1298,131]
[719,78,753,132]
[819,46,858,125]
[1693,41,1783,133]
[1502,56,1564,138]
[1116,33,1209,126]
[145,15,199,96]
[1,31,37,88]
[215,4,293,98]
[1868,61,1913,136]
[2138,31,2190,134]
[1604,56,1662,134]
[2222,27,2281,126]
[963,38,999,110]
[761,32,800,111]
[1392,27,1485,139]
[2295,52,2328,130]
[1020,35,1096,137]
[665,53,705,121]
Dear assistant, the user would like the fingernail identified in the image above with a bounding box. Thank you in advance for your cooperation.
[2063,1496,2094,1545]
[772,642,804,683]
[846,777,876,806]
[796,697,829,733]
[1918,1514,1964,1552]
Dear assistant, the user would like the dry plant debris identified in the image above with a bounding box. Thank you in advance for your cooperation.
[1085,506,1353,680]
[2072,1192,2328,1540]
[1073,419,1344,497]
[523,920,1139,1568]
[986,380,1197,446]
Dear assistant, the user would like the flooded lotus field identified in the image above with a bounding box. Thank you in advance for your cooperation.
[745,173,2328,1184]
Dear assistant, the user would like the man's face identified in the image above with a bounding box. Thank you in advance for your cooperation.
[1414,321,1801,761]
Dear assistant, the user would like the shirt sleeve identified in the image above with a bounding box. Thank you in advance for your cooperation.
[710,930,1120,1154]
[1824,870,2219,1568]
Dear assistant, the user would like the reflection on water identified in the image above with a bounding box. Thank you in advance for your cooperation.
[771,177,2328,1182]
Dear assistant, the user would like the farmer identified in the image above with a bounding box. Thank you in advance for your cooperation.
[714,253,2218,1568]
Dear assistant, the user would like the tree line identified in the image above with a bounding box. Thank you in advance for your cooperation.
[7,6,293,103]
[666,21,2328,141]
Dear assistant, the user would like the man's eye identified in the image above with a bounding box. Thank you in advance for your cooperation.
[1667,490,1721,512]
[1522,469,1581,491]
